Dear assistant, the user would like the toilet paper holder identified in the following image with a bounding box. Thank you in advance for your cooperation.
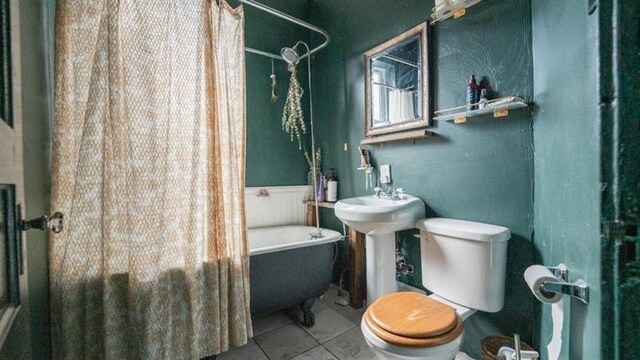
[542,264,590,304]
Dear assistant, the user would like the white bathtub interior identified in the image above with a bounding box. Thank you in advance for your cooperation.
[249,225,342,255]
[245,186,343,255]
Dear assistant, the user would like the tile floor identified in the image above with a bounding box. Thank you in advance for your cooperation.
[217,284,376,360]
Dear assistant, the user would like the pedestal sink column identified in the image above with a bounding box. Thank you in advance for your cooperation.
[366,233,398,304]
[334,194,425,305]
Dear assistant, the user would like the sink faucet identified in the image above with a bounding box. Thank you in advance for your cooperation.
[374,187,405,200]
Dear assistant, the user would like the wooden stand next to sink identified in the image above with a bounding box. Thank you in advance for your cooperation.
[348,228,366,309]
[303,200,367,309]
[303,200,334,226]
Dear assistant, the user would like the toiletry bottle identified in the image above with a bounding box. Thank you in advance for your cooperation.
[316,174,325,202]
[327,168,338,202]
[467,75,480,111]
[358,147,370,169]
[478,88,488,109]
[323,175,328,201]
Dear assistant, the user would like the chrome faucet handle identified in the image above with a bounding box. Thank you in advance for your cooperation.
[390,187,405,199]
[374,187,384,198]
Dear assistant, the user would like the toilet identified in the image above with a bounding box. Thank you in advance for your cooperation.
[361,218,511,360]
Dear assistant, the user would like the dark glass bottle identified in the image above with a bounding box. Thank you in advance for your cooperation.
[467,75,480,111]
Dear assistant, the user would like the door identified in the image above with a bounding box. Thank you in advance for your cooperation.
[0,0,31,358]
[599,0,640,358]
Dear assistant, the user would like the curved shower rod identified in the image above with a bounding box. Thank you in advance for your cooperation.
[239,0,330,61]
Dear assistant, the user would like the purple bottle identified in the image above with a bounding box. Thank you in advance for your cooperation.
[316,174,325,202]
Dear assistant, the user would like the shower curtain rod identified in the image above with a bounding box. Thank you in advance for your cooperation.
[238,0,330,61]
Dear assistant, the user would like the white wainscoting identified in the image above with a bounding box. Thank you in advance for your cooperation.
[245,186,309,228]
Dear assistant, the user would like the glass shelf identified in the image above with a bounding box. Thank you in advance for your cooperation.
[430,0,483,24]
[433,96,528,122]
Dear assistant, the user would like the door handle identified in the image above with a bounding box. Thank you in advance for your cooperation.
[20,212,64,233]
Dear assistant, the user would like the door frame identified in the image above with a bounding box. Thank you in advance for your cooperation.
[0,0,27,351]
[598,0,640,358]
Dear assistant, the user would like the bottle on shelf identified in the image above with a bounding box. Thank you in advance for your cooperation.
[467,75,480,111]
[316,174,326,202]
[326,168,338,202]
[478,88,488,109]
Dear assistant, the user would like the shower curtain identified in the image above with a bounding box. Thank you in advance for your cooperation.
[50,1,251,359]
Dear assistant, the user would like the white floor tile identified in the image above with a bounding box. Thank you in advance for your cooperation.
[320,286,366,326]
[252,311,293,336]
[302,307,356,343]
[311,299,329,313]
[323,327,379,360]
[291,346,339,360]
[254,324,319,360]
[217,339,268,360]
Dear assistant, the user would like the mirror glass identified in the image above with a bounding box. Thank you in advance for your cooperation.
[365,23,428,136]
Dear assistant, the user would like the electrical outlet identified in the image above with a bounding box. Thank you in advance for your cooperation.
[380,164,391,184]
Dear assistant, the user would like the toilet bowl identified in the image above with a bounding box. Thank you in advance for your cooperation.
[360,218,511,360]
[360,292,470,360]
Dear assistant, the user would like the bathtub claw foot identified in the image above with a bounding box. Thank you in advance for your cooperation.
[299,299,316,327]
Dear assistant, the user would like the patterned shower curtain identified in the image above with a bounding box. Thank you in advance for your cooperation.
[50,1,251,358]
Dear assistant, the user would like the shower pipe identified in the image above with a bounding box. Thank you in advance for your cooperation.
[238,0,328,238]
[281,41,321,238]
[239,0,330,62]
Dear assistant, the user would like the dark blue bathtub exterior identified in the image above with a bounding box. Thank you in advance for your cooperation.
[250,241,334,314]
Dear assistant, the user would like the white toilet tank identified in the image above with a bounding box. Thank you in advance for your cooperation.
[416,218,511,313]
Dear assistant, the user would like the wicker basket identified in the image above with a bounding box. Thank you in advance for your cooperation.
[481,336,534,360]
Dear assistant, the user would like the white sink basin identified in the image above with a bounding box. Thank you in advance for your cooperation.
[335,194,426,303]
[334,194,426,234]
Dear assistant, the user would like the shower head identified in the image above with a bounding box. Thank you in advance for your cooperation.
[280,47,300,66]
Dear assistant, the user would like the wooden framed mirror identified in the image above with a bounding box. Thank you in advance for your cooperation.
[364,22,429,137]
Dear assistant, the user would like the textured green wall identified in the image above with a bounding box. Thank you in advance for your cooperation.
[532,1,601,359]
[309,0,535,356]
[233,0,312,187]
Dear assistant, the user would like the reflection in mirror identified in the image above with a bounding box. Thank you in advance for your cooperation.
[365,23,428,137]
[370,35,421,128]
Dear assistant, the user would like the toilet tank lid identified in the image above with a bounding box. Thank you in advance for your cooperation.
[416,218,511,242]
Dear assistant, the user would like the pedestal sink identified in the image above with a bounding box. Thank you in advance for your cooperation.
[334,194,425,304]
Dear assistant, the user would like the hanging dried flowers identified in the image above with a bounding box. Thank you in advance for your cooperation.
[281,67,306,150]
[304,147,322,169]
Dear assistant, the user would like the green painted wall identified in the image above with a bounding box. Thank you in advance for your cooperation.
[232,0,312,187]
[309,0,535,356]
[532,1,601,359]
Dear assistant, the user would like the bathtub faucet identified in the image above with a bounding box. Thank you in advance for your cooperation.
[309,229,324,239]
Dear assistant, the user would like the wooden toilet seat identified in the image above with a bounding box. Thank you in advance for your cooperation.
[364,292,464,348]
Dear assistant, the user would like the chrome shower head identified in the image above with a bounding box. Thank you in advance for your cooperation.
[280,47,300,66]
